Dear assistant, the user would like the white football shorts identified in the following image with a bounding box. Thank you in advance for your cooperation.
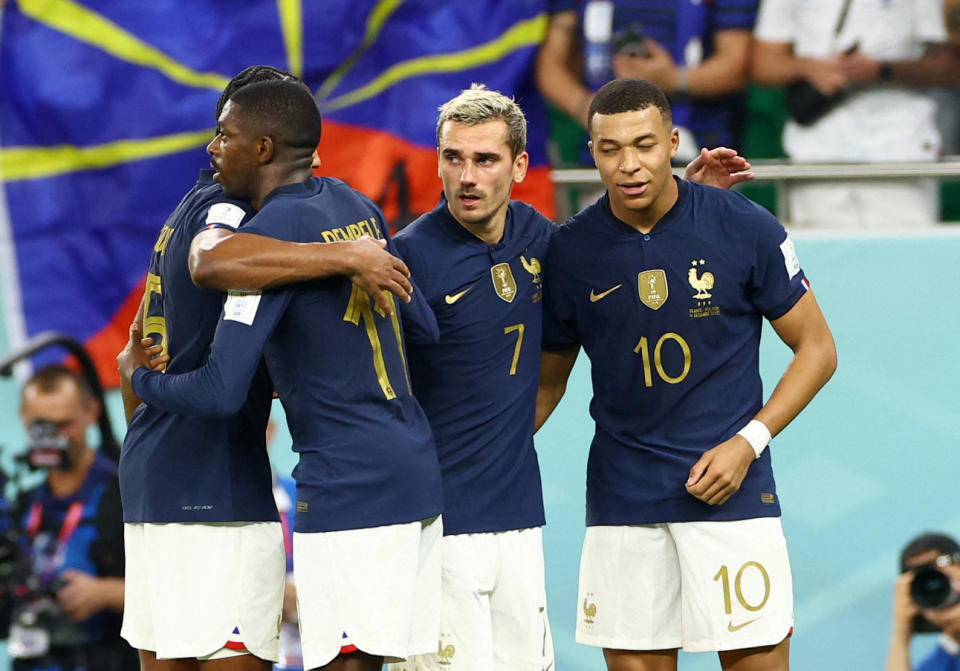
[577,517,794,653]
[294,515,442,670]
[121,521,285,661]
[389,526,554,671]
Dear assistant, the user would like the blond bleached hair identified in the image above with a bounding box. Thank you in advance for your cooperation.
[436,84,527,158]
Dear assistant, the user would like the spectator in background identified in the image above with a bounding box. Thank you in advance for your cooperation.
[752,0,955,229]
[536,0,758,164]
[6,365,136,671]
[931,0,960,155]
[887,532,960,671]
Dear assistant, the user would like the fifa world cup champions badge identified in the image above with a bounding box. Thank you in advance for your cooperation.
[491,263,517,303]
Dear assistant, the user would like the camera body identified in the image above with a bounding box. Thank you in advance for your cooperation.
[904,551,960,633]
[23,419,71,471]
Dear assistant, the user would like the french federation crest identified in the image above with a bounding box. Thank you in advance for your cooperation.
[638,270,668,310]
[491,263,517,303]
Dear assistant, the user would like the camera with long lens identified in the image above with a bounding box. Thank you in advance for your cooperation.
[0,445,85,661]
[911,553,960,610]
[23,419,71,471]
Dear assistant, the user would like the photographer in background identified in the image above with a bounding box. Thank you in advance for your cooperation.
[887,532,960,671]
[4,365,136,670]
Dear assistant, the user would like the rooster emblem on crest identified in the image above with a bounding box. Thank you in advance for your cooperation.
[583,598,597,624]
[521,255,541,284]
[688,259,714,299]
[437,642,456,664]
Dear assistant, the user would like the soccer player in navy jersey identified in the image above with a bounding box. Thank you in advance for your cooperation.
[536,78,837,671]
[150,79,754,670]
[386,86,756,671]
[119,79,443,671]
[117,67,417,671]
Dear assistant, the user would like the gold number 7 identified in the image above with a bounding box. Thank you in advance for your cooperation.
[504,323,525,376]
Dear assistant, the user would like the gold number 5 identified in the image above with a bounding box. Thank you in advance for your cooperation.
[504,323,525,376]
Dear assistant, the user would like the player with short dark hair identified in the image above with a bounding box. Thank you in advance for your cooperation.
[119,78,444,671]
[537,78,837,671]
[118,67,418,671]
[586,77,672,131]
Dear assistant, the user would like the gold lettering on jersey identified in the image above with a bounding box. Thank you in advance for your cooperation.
[296,501,309,513]
[491,263,517,303]
[153,225,174,255]
[582,595,597,624]
[638,270,668,310]
[761,493,775,504]
[143,272,168,358]
[688,259,714,299]
[689,306,721,319]
[320,216,383,243]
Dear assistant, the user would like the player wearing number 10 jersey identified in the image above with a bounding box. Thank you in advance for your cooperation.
[123,81,443,671]
[537,79,837,670]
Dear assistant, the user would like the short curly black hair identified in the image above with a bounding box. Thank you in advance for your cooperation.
[215,65,301,120]
[587,78,672,133]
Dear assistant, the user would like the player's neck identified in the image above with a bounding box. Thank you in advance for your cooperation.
[609,178,679,235]
[251,166,314,210]
[47,446,95,499]
[450,207,507,245]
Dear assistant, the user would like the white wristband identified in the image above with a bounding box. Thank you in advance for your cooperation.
[736,420,771,460]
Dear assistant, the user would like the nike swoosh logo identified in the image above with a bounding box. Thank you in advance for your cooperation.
[589,284,623,302]
[728,617,760,632]
[444,288,471,304]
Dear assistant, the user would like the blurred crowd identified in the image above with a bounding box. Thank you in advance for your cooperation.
[534,0,960,228]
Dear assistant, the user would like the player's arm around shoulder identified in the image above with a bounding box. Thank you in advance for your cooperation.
[188,206,412,313]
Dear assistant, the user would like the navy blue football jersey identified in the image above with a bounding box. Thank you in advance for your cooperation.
[395,198,556,535]
[121,171,277,523]
[133,177,443,533]
[543,180,808,525]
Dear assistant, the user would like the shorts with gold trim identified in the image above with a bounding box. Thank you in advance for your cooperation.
[576,517,793,652]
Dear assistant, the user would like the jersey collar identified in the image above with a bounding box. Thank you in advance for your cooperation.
[600,177,688,237]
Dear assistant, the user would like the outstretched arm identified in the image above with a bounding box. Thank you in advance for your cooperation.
[686,291,837,505]
[190,229,413,315]
[535,347,579,432]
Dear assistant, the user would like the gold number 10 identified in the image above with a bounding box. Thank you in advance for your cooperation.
[713,562,771,615]
[633,332,691,387]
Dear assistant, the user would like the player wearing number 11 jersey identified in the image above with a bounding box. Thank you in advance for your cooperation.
[121,80,443,671]
[537,79,837,670]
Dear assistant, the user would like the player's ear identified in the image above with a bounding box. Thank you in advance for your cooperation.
[257,136,275,164]
[512,151,529,184]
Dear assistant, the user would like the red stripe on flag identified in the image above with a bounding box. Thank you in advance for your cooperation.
[318,121,555,227]
[77,278,145,389]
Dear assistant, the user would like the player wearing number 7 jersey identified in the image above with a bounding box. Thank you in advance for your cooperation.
[119,80,443,671]
[536,79,837,671]
[388,85,757,671]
